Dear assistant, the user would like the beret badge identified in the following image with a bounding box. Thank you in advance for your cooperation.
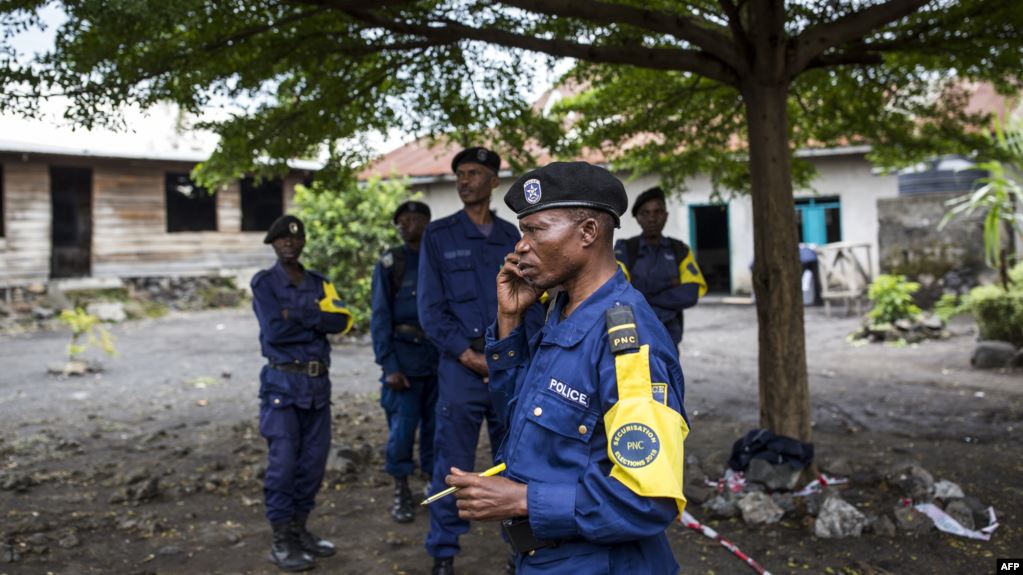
[523,178,542,205]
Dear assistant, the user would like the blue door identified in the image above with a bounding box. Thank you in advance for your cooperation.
[795,197,841,245]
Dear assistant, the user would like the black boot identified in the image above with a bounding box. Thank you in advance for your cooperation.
[291,513,336,558]
[432,557,455,575]
[268,521,315,572]
[391,476,414,523]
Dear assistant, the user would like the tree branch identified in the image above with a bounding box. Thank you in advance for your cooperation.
[498,0,738,68]
[307,3,739,85]
[804,50,884,70]
[789,0,931,75]
[199,8,328,53]
[717,0,751,71]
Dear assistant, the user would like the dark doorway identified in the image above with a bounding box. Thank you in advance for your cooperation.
[240,177,284,231]
[50,166,93,278]
[689,204,731,293]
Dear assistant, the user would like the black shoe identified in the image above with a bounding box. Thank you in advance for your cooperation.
[269,521,315,572]
[432,557,455,575]
[391,476,414,523]
[506,552,517,574]
[291,513,336,558]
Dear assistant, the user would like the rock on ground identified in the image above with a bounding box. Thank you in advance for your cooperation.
[703,494,738,518]
[869,514,897,538]
[971,341,1018,369]
[894,506,935,535]
[86,302,127,323]
[736,492,785,525]
[944,500,975,530]
[892,464,935,503]
[814,497,868,539]
[934,479,965,500]
[746,458,802,491]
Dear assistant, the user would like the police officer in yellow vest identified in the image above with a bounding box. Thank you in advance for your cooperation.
[445,162,690,574]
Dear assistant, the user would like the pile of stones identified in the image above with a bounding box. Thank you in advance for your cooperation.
[0,276,248,334]
[684,455,994,540]
[125,276,246,311]
[848,313,949,345]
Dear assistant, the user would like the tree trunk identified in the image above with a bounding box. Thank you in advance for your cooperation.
[744,81,812,444]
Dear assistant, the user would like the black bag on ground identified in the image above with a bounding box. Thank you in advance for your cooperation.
[727,428,814,471]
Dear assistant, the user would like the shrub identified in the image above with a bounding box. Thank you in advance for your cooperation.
[58,307,118,361]
[294,173,410,333]
[963,284,1023,346]
[1010,260,1023,286]
[933,293,965,321]
[867,274,921,324]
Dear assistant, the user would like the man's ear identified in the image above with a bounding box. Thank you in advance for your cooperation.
[578,217,599,247]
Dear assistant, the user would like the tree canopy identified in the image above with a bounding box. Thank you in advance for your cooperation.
[3,0,1021,443]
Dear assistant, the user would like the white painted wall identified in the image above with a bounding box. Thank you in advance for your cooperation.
[410,153,898,294]
[798,155,898,278]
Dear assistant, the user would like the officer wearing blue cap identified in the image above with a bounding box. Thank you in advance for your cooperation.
[370,200,439,524]
[417,147,543,575]
[252,214,353,571]
[614,187,706,351]
[446,162,690,575]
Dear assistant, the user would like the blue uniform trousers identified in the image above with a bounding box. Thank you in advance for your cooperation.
[381,375,438,478]
[425,357,505,559]
[259,401,332,524]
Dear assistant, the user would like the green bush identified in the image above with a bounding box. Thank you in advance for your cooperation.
[933,293,965,321]
[1010,260,1023,286]
[867,274,922,324]
[58,307,118,361]
[963,284,1023,346]
[294,174,410,333]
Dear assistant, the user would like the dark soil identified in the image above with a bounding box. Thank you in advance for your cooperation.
[0,306,1019,575]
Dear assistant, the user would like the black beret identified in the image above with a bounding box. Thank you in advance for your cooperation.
[393,200,431,224]
[451,147,501,174]
[631,186,666,217]
[504,161,627,227]
[263,214,305,244]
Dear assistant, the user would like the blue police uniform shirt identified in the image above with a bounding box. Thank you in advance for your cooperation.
[417,210,523,358]
[614,237,700,328]
[251,262,351,409]
[485,269,686,574]
[370,245,438,377]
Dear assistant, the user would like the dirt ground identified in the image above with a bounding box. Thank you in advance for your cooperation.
[0,304,1020,575]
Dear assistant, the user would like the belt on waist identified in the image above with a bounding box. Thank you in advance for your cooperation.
[270,360,327,377]
[393,323,426,339]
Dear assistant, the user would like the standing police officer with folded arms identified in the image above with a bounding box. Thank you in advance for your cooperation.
[251,215,352,572]
[371,200,439,524]
[417,147,542,575]
[614,186,706,352]
[446,162,690,574]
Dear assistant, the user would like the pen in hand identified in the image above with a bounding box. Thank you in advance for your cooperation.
[420,463,507,506]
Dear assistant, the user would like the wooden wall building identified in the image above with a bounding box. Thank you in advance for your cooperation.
[0,149,312,288]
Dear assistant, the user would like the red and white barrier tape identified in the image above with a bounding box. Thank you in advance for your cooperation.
[680,510,773,575]
[793,473,849,496]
